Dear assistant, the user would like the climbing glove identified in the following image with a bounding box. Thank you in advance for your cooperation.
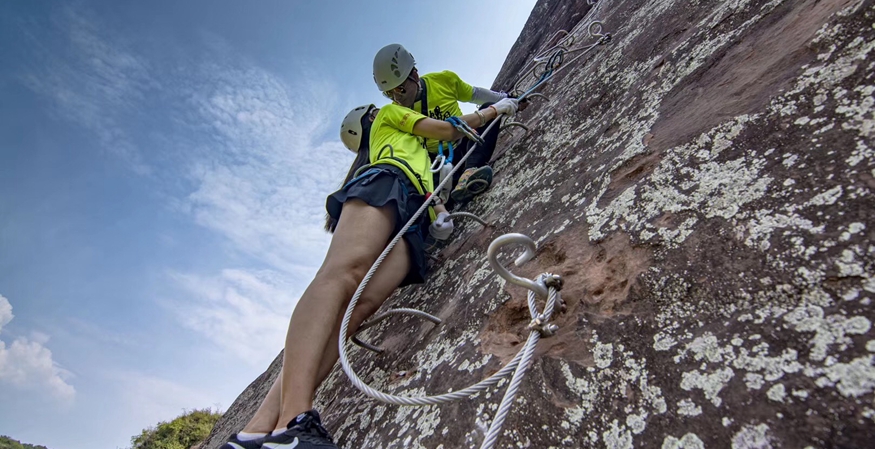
[429,212,454,240]
[491,98,519,116]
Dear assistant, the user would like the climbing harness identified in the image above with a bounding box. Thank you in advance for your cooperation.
[431,116,488,204]
[338,2,612,447]
[430,151,453,204]
[431,133,456,204]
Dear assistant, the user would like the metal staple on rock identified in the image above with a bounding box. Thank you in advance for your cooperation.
[512,0,611,97]
[446,211,491,227]
[352,308,443,354]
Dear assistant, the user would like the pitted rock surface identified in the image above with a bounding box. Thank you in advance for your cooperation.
[204,0,875,447]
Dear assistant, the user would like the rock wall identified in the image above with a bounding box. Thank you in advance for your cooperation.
[205,0,875,447]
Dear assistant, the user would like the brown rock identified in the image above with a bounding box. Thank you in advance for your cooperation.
[205,0,875,447]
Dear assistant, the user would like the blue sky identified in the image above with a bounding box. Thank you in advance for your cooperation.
[0,1,535,448]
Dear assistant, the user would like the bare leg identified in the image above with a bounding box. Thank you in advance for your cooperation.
[242,372,281,433]
[276,199,398,428]
[244,241,410,427]
[312,237,411,393]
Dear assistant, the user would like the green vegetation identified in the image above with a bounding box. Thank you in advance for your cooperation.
[0,436,48,449]
[130,408,222,449]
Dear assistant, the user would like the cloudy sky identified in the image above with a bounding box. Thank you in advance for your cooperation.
[0,1,535,448]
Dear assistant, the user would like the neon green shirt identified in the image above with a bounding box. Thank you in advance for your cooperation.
[413,70,475,153]
[369,103,434,193]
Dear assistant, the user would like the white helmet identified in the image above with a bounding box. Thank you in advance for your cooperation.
[373,44,415,92]
[340,105,373,153]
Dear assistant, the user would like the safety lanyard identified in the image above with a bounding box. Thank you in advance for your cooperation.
[418,78,429,151]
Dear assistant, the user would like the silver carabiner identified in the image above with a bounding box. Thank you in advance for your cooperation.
[487,233,548,298]
[430,154,446,173]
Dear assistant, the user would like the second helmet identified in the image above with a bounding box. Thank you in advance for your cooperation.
[340,104,373,153]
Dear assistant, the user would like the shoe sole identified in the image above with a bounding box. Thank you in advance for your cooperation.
[451,168,493,203]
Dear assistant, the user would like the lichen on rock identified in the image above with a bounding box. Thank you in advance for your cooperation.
[202,0,875,447]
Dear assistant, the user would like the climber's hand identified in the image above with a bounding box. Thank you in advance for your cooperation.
[429,212,454,240]
[491,98,519,117]
[507,92,529,112]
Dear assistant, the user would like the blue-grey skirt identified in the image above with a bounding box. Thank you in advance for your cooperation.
[326,164,429,286]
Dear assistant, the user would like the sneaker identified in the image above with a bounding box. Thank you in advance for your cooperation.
[219,434,265,449]
[262,410,338,449]
[450,166,493,204]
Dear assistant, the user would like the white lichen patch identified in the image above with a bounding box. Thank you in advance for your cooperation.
[654,332,679,351]
[586,115,770,245]
[602,419,633,449]
[766,383,787,402]
[818,355,875,397]
[783,305,872,361]
[594,342,614,369]
[677,398,703,417]
[680,367,734,406]
[839,222,866,241]
[732,423,773,449]
[744,372,766,390]
[662,433,706,449]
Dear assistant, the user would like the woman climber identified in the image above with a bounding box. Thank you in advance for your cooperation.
[219,96,519,449]
[373,43,527,206]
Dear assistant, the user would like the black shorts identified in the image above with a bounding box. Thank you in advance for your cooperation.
[326,164,429,287]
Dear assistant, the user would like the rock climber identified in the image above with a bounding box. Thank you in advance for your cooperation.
[219,96,519,449]
[373,43,528,206]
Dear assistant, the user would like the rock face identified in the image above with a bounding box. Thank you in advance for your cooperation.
[205,0,875,447]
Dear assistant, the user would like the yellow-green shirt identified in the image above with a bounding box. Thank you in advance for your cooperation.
[412,70,475,153]
[369,103,434,193]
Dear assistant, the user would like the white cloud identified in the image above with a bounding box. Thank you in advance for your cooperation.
[179,60,351,274]
[163,51,357,357]
[22,6,357,364]
[0,295,11,328]
[0,294,75,402]
[169,269,296,366]
[22,7,154,174]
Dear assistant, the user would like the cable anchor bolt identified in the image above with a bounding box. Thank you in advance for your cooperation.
[528,316,559,337]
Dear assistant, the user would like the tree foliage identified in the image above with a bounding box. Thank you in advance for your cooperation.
[130,408,222,449]
[0,436,48,449]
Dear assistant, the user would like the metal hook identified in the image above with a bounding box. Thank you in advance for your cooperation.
[446,212,490,227]
[589,21,604,39]
[501,121,530,139]
[487,233,548,298]
[525,93,549,102]
[352,308,442,354]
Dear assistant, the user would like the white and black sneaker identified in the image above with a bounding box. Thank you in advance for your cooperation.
[219,434,265,449]
[262,410,338,449]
